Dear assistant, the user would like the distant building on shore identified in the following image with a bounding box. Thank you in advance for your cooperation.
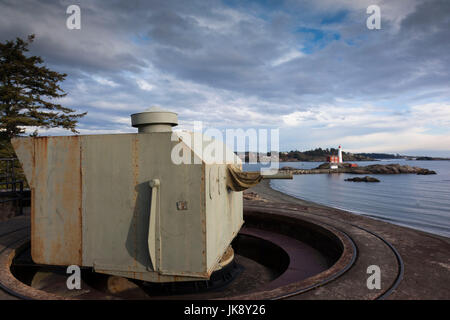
[326,155,339,163]
[326,145,344,164]
[326,146,344,169]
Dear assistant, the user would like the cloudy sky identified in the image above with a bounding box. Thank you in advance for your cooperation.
[1,0,449,156]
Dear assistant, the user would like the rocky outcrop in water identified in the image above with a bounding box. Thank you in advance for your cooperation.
[345,176,380,182]
[415,156,450,161]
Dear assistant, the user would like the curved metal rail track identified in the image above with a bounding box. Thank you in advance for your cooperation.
[0,229,32,300]
[244,204,404,300]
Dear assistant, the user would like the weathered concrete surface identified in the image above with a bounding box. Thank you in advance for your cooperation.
[246,180,450,299]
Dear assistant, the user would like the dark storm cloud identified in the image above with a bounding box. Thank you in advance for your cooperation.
[2,0,446,102]
[0,0,449,154]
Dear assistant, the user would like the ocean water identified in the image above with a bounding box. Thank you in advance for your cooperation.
[244,160,450,238]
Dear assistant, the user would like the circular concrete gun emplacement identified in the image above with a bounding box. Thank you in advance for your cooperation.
[0,205,361,300]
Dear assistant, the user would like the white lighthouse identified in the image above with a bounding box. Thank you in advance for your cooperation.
[338,145,343,163]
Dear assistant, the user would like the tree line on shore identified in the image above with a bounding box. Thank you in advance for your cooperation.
[279,148,376,162]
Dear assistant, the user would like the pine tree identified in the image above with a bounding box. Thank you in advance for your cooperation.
[0,35,86,156]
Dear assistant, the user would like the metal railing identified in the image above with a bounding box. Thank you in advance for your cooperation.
[0,158,29,215]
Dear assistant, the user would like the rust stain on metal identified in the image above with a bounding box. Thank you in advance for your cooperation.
[30,136,83,266]
[132,135,139,269]
[59,137,82,265]
[31,138,36,186]
[78,137,83,265]
[31,137,47,264]
[30,187,42,264]
[201,162,206,270]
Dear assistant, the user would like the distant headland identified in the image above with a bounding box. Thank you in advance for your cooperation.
[237,148,450,162]
[278,148,450,162]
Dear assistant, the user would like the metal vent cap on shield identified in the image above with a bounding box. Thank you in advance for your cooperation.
[131,106,178,133]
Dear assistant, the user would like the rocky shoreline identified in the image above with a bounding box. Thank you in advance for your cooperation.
[280,163,436,175]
